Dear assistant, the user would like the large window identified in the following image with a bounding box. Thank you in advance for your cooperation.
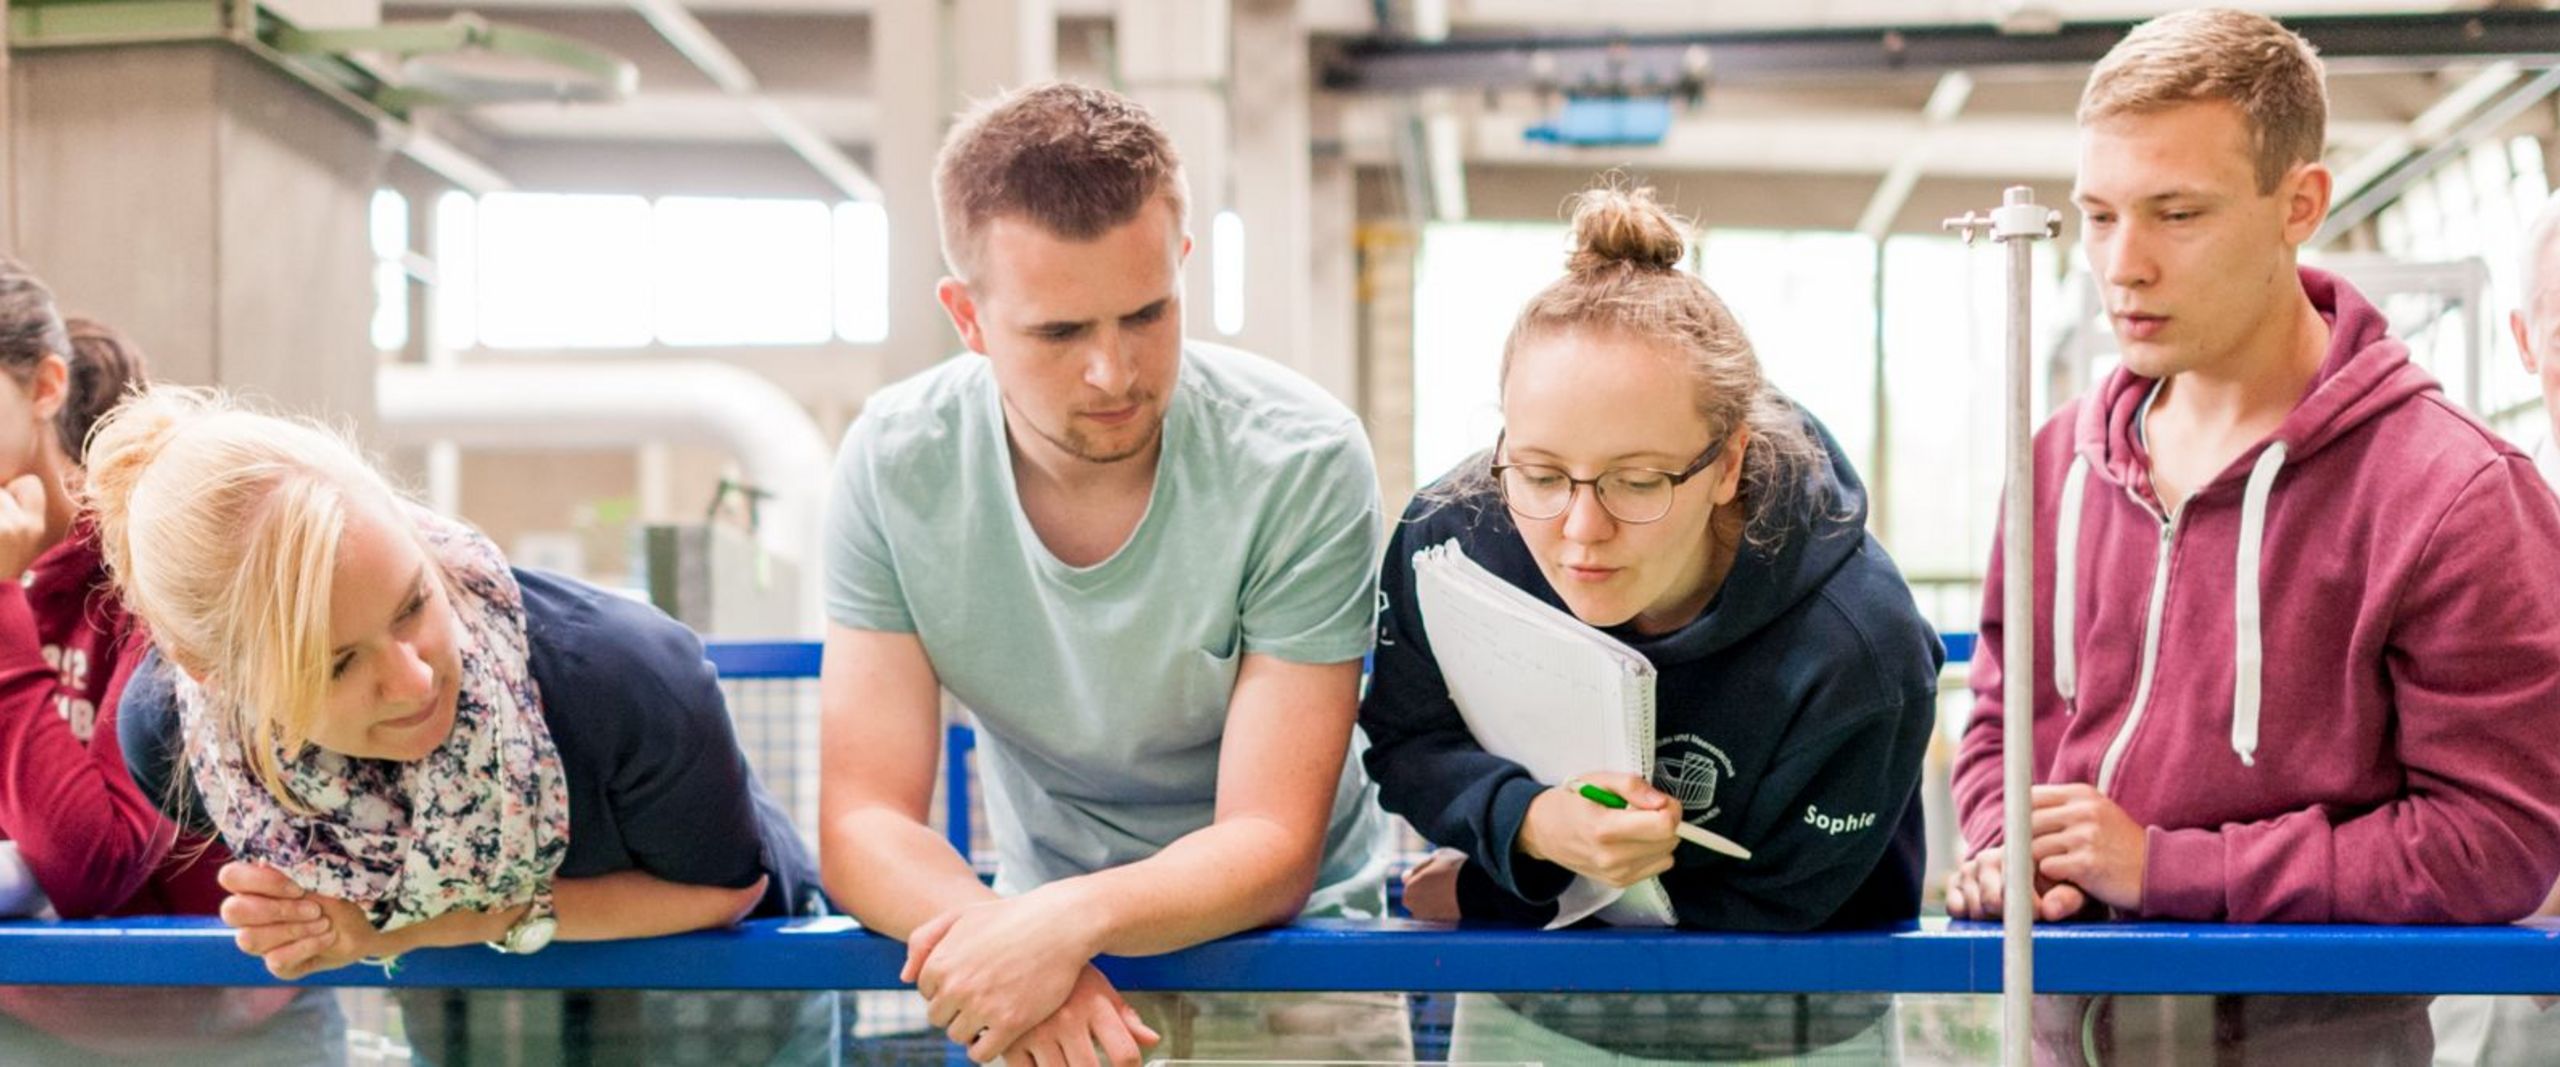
[426,193,893,349]
[370,189,410,352]
[2371,135,2551,441]
[1410,223,1573,485]
[650,197,835,346]
[473,193,654,348]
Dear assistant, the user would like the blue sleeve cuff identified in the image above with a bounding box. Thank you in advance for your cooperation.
[1480,775,1575,905]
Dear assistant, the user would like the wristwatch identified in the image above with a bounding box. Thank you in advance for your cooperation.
[489,892,557,955]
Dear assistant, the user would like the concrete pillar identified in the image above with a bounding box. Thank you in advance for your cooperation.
[1230,0,1331,395]
[872,0,954,385]
[1305,92,1361,407]
[383,160,464,513]
[954,0,1055,100]
[1116,0,1227,342]
[1360,223,1418,510]
[9,43,383,425]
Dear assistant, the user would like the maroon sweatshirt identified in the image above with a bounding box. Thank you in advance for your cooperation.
[1955,268,2560,924]
[0,524,222,917]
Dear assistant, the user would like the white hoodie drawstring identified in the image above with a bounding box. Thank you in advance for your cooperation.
[2052,455,2091,711]
[2052,442,2280,768]
[2231,442,2287,768]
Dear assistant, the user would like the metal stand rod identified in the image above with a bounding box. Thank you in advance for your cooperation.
[1945,185,2060,1067]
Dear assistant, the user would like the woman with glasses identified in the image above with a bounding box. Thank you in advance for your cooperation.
[1358,183,1941,1063]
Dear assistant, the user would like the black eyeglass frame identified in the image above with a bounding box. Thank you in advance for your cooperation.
[1489,431,1730,525]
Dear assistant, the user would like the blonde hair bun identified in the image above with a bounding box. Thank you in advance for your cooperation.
[83,384,217,589]
[1566,184,1689,275]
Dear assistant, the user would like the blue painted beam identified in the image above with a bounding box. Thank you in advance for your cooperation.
[3,918,2555,995]
[704,635,1982,677]
[703,641,825,680]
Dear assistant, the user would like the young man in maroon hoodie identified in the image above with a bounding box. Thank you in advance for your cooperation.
[1947,9,2560,930]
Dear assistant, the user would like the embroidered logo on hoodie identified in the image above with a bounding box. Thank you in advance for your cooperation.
[1655,734,1735,822]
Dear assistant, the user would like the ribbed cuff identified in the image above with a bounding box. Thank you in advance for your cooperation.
[1483,775,1575,905]
[2139,825,2229,920]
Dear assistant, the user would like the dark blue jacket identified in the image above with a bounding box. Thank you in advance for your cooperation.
[1361,410,1941,931]
[121,568,819,920]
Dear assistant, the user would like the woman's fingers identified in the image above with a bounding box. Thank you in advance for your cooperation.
[234,919,331,956]
[217,862,305,899]
[220,892,320,930]
[259,931,335,980]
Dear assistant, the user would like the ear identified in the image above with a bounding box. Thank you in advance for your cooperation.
[27,354,68,422]
[1179,232,1194,266]
[936,277,989,356]
[2279,161,2332,246]
[1711,425,1753,508]
[2517,310,2540,376]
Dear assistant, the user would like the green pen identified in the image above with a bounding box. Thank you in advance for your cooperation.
[1575,783,1754,861]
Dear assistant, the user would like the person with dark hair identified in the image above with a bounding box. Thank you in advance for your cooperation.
[0,259,215,919]
[1357,184,1940,1061]
[819,82,1400,1064]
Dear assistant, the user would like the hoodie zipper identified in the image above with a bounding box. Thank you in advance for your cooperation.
[2096,496,2179,795]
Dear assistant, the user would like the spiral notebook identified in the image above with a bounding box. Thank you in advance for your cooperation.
[1411,539,1678,928]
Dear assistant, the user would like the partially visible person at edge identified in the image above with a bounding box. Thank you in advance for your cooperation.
[0,267,334,1063]
[0,263,217,919]
[2427,190,2560,1067]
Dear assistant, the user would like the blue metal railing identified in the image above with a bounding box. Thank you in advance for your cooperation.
[3,917,2556,994]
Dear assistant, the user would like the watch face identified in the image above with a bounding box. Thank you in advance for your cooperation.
[508,916,558,955]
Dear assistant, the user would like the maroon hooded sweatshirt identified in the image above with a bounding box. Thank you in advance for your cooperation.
[0,523,223,917]
[1955,267,2560,924]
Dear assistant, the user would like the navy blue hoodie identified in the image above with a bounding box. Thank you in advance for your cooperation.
[1362,411,1940,931]
[119,568,819,921]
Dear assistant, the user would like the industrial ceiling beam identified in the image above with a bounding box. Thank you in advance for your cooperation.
[626,0,881,200]
[1320,11,2560,93]
[2316,63,2560,246]
[1856,69,1970,240]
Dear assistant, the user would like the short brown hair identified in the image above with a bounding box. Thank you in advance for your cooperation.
[933,82,1188,281]
[2079,8,2327,193]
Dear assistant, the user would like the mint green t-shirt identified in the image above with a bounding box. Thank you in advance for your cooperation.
[823,341,1389,914]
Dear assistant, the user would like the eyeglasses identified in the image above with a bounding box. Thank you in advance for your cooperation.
[1490,432,1728,525]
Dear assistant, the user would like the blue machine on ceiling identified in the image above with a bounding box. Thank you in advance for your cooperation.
[1524,94,1677,147]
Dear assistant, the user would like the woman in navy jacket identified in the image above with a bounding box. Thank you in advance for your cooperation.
[1360,185,1942,1062]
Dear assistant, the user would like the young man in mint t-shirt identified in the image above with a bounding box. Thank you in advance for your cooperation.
[816,82,1397,1067]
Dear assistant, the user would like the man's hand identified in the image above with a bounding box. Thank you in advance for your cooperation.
[902,890,1100,1063]
[1943,845,2088,921]
[990,965,1161,1067]
[2030,784,2149,912]
[216,862,379,980]
[1516,772,1681,889]
[1401,849,1466,923]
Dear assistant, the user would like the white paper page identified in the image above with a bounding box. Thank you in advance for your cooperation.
[1412,542,1675,928]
